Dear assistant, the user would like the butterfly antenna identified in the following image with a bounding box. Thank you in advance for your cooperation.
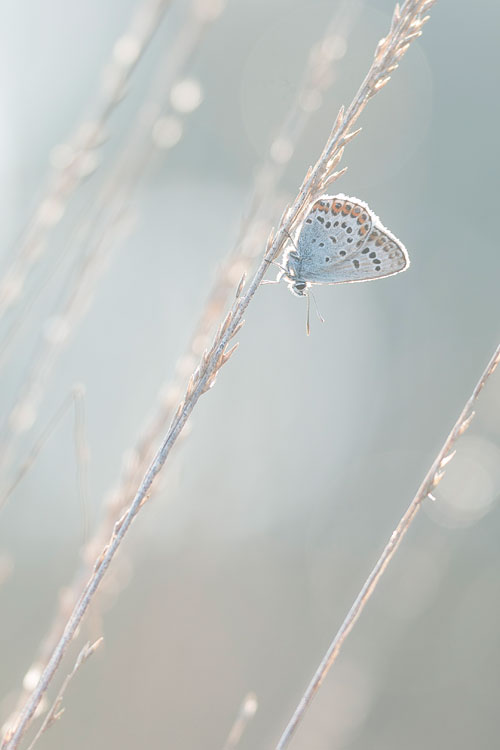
[310,289,325,324]
[306,292,311,336]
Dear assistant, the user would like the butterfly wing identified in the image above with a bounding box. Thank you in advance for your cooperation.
[295,194,409,285]
[295,195,373,266]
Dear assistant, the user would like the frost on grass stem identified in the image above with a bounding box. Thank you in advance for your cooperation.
[1,2,437,748]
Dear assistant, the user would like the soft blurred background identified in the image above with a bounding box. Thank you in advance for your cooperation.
[1,0,500,748]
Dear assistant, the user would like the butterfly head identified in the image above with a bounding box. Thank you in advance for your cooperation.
[289,279,308,297]
[282,249,308,296]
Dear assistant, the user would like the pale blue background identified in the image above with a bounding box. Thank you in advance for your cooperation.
[1,1,500,749]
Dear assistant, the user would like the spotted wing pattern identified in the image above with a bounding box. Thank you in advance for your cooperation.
[296,195,373,267]
[292,194,409,285]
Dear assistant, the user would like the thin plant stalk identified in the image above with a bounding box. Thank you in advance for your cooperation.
[0,0,224,496]
[0,0,171,321]
[99,0,362,534]
[275,343,500,750]
[2,0,363,721]
[0,2,435,748]
[25,639,103,750]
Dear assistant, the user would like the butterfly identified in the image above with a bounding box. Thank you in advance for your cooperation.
[279,194,409,300]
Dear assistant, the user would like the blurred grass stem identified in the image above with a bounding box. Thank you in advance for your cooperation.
[0,1,436,747]
[275,344,500,750]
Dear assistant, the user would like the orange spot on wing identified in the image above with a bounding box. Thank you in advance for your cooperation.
[313,201,329,213]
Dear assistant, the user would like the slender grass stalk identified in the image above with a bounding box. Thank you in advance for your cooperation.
[0,0,171,320]
[95,0,362,542]
[24,639,102,750]
[0,2,435,748]
[0,383,86,520]
[0,0,224,496]
[0,391,75,510]
[275,343,500,750]
[1,0,361,725]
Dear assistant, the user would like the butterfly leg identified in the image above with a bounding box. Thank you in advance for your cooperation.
[263,257,287,274]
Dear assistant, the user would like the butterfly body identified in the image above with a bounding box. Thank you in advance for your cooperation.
[280,194,409,296]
